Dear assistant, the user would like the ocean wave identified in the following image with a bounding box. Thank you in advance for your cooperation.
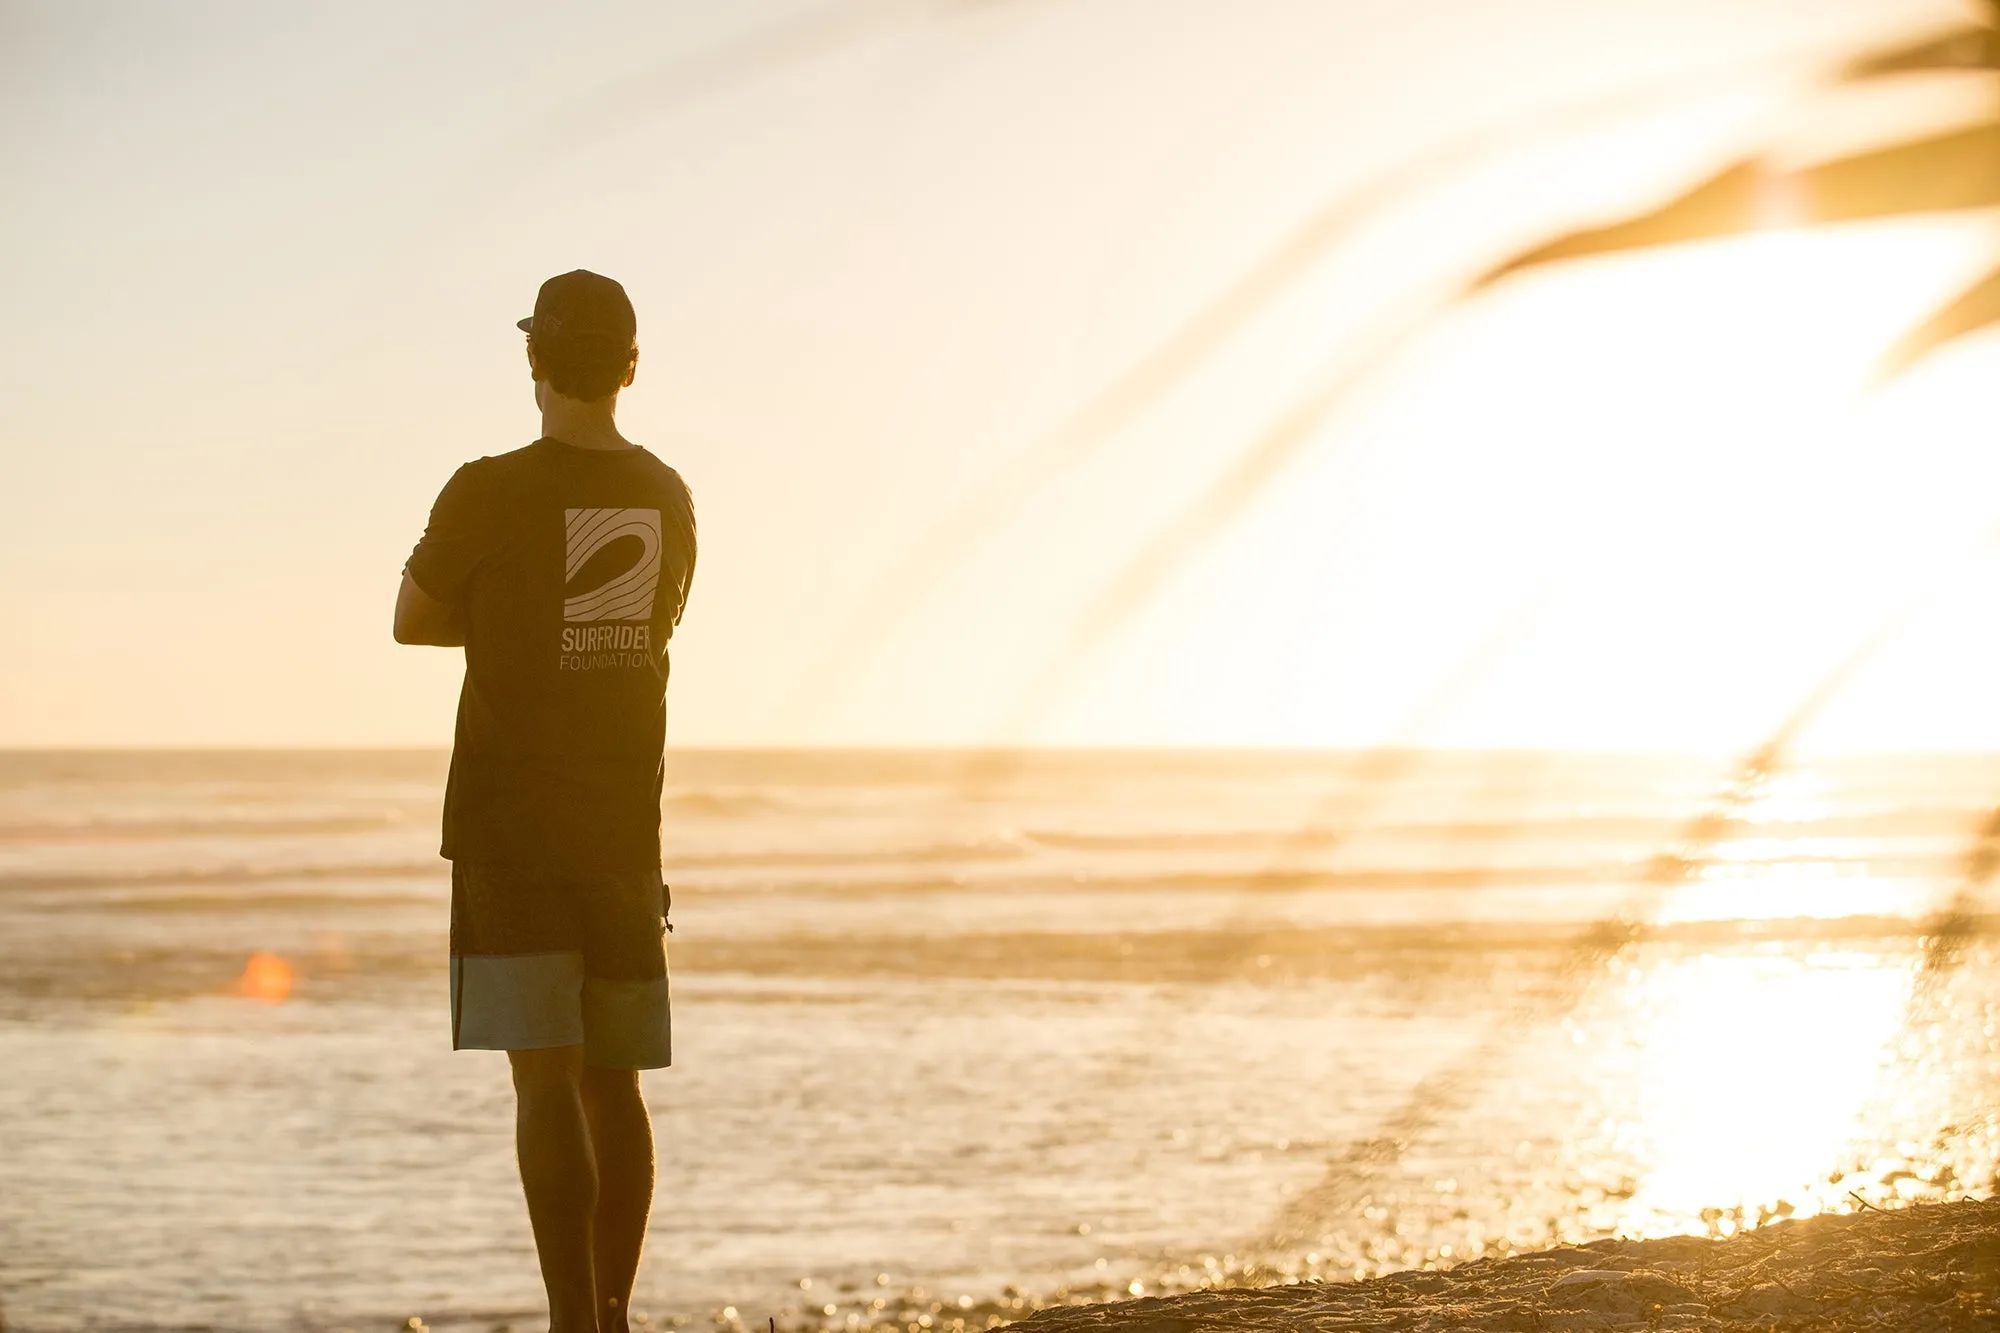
[667,912,2000,982]
[0,860,449,895]
[1018,807,1993,853]
[664,851,1958,898]
[0,844,1963,902]
[662,788,791,817]
[667,839,1027,870]
[0,815,416,844]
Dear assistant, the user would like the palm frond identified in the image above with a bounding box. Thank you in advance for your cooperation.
[1478,121,2000,289]
[1839,21,1998,79]
[1878,264,2000,378]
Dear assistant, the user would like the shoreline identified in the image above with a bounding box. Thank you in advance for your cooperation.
[996,1198,2000,1332]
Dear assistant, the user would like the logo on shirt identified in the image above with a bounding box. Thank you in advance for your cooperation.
[564,508,661,623]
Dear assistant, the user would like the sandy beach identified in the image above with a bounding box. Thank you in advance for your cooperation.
[1004,1198,2000,1333]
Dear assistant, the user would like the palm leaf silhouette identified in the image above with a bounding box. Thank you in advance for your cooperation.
[1479,124,1999,279]
[1839,15,1998,79]
[1880,250,2000,374]
[782,41,1843,731]
[1477,10,2000,376]
[961,15,2000,746]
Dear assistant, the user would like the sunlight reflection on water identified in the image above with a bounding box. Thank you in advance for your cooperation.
[1733,772,1834,826]
[1659,865,1926,923]
[1612,948,1916,1234]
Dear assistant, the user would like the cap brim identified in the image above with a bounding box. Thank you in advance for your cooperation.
[516,317,534,333]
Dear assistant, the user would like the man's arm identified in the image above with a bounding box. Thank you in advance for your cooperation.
[393,570,466,646]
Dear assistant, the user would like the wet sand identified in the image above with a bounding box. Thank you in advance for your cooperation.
[1000,1198,2000,1332]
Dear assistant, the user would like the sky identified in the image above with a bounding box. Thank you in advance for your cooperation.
[3,0,1995,751]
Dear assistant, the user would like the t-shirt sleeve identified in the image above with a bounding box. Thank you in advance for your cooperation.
[675,488,697,628]
[663,475,698,632]
[405,462,495,606]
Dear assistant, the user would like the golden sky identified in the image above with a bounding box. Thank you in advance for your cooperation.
[3,0,1992,750]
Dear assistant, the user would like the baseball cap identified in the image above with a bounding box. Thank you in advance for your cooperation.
[517,269,637,346]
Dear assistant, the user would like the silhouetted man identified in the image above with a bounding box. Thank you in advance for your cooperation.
[395,270,696,1333]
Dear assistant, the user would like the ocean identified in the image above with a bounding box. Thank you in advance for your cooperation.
[1,748,1996,1331]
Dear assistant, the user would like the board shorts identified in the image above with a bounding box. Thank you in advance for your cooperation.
[449,861,672,1069]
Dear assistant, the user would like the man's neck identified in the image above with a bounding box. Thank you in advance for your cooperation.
[541,393,634,452]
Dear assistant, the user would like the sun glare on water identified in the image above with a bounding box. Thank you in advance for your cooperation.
[1610,948,1915,1235]
[1655,864,1924,926]
[1583,769,1940,1233]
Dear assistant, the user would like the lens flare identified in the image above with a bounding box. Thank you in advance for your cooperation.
[231,952,294,1005]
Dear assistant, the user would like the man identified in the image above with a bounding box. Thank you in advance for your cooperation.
[395,269,697,1333]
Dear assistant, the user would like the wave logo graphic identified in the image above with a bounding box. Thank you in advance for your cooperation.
[564,508,662,623]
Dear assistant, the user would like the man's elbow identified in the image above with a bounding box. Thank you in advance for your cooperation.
[394,572,461,645]
[393,607,447,646]
[391,602,422,644]
[394,618,456,647]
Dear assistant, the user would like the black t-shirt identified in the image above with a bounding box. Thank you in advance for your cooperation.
[406,437,697,869]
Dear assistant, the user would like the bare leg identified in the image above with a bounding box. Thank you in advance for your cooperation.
[580,1065,655,1333]
[510,1046,598,1333]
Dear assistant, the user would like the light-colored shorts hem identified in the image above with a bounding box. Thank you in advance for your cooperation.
[451,953,671,1069]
